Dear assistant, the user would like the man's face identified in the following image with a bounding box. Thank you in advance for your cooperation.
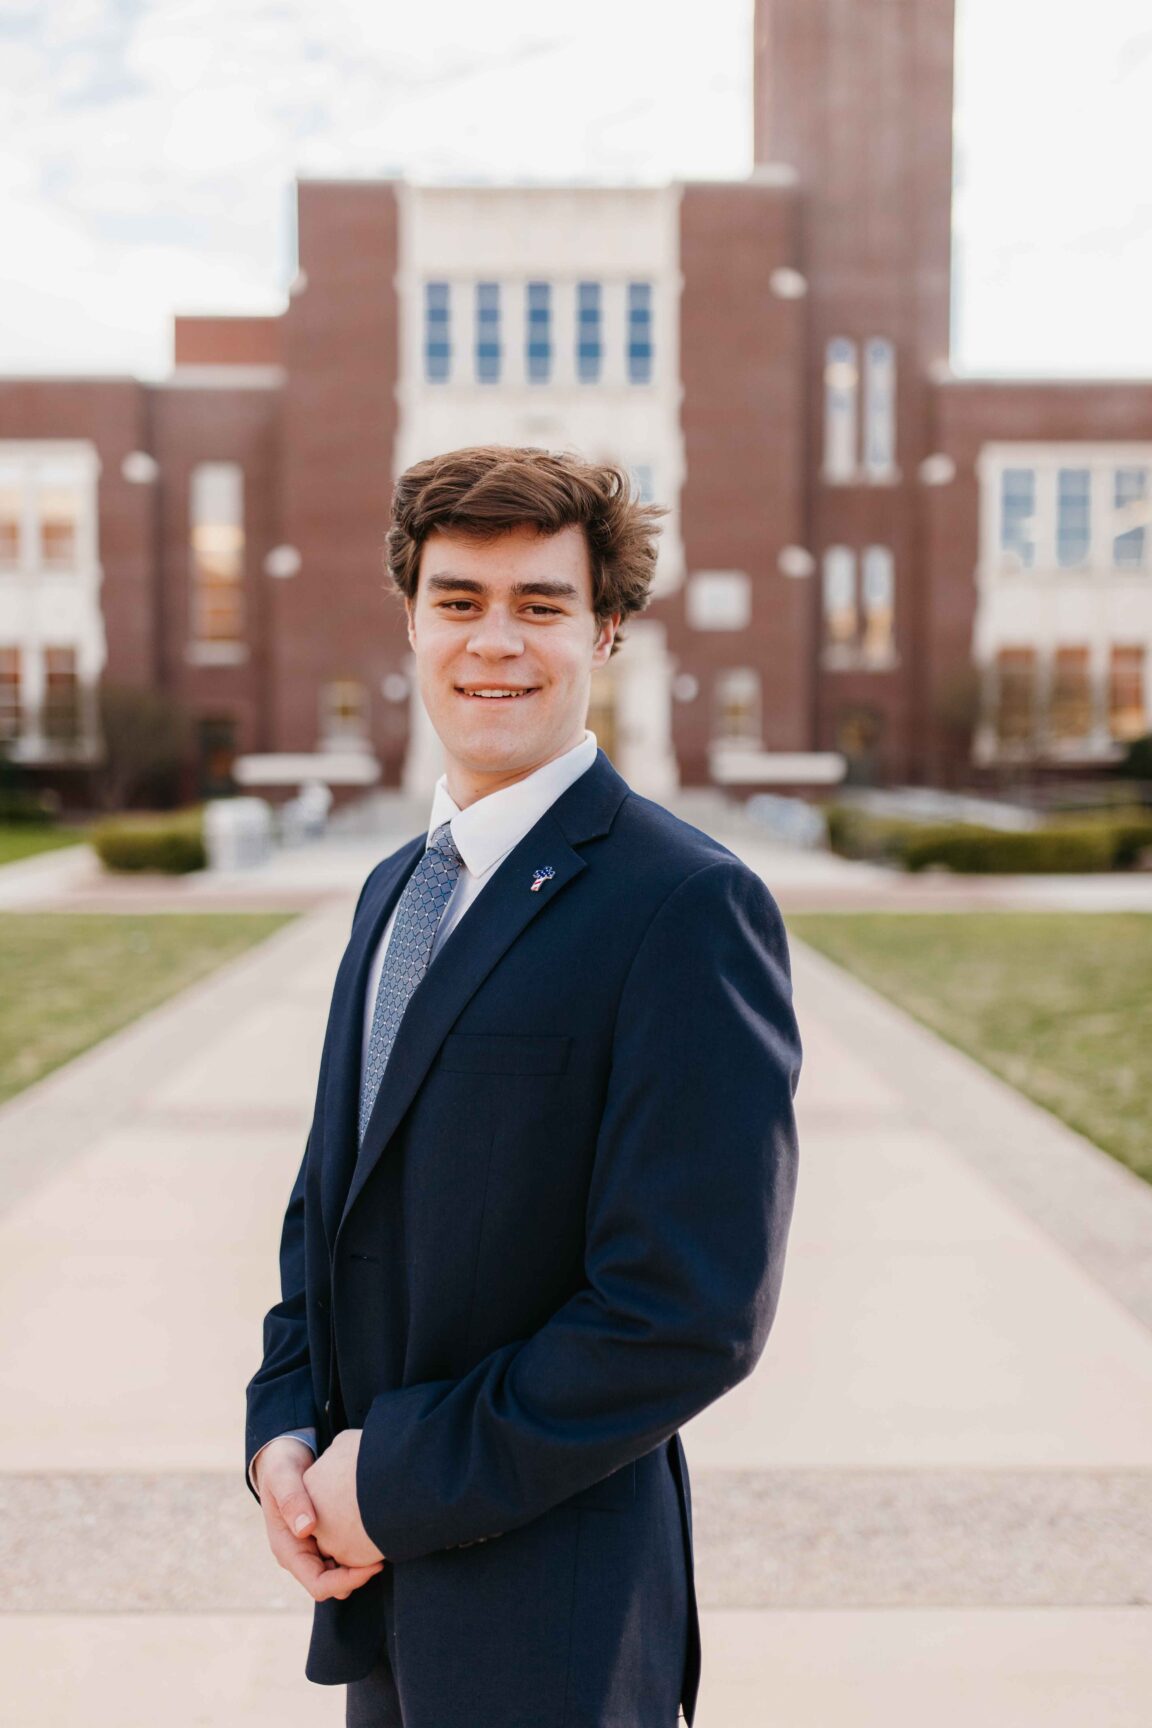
[406,521,619,803]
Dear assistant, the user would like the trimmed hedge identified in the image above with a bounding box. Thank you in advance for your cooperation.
[0,789,57,824]
[902,823,1115,874]
[822,805,932,863]
[90,811,206,874]
[822,800,1152,873]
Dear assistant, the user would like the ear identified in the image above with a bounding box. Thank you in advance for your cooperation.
[592,611,621,664]
[405,596,417,652]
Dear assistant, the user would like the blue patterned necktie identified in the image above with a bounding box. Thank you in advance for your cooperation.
[358,819,465,1148]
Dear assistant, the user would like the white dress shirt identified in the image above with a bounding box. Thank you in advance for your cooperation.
[248,728,599,1497]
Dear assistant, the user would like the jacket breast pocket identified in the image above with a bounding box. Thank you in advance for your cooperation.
[434,1033,571,1075]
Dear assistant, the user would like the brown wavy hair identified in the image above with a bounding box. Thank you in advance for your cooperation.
[385,444,667,657]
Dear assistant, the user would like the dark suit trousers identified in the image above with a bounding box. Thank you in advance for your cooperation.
[345,1566,402,1728]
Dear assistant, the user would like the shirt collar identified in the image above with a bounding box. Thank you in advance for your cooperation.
[426,730,598,879]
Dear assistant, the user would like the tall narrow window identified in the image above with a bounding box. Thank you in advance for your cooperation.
[1113,467,1148,569]
[994,648,1036,745]
[424,281,451,383]
[823,338,858,481]
[38,481,81,569]
[190,462,244,644]
[320,679,369,747]
[42,646,80,741]
[525,281,551,383]
[861,546,895,659]
[1056,468,1091,567]
[1000,468,1037,570]
[626,282,653,384]
[0,647,19,741]
[0,468,22,568]
[1109,645,1146,740]
[822,546,857,647]
[576,281,601,382]
[1049,646,1093,740]
[713,668,761,745]
[863,338,896,476]
[475,282,501,383]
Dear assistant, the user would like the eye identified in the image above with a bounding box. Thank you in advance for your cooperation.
[437,600,477,612]
[525,605,561,616]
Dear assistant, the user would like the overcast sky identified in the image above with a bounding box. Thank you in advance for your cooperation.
[1,0,1150,380]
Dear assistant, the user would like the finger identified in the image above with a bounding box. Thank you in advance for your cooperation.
[275,1484,318,1539]
[282,1540,382,1601]
[310,1561,386,1603]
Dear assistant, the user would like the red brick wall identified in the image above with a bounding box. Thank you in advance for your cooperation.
[272,180,404,778]
[150,382,282,756]
[672,179,811,784]
[173,316,283,368]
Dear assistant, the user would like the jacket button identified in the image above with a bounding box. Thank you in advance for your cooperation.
[323,1399,331,1417]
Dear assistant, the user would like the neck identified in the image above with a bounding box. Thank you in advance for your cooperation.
[444,728,587,809]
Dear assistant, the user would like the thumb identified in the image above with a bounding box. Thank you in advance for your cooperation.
[277,1485,317,1538]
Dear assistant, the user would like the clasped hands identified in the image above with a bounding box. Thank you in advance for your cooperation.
[256,1429,386,1604]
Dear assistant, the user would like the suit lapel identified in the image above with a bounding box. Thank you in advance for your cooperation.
[320,834,423,1249]
[334,748,630,1239]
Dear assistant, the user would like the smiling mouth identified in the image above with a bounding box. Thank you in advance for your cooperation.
[455,686,540,699]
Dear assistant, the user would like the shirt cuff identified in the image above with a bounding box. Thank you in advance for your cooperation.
[248,1428,317,1497]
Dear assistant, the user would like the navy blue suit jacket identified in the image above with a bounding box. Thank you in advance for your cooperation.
[244,749,802,1727]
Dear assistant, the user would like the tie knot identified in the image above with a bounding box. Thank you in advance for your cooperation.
[429,820,462,867]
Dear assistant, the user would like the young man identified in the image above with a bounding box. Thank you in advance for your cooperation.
[245,444,802,1728]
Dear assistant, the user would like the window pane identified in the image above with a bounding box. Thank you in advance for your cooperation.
[1000,469,1036,569]
[1109,644,1146,740]
[38,485,80,568]
[525,280,551,383]
[0,483,21,566]
[42,645,80,741]
[0,645,20,740]
[425,280,451,383]
[1056,469,1091,567]
[475,281,501,383]
[822,546,857,645]
[823,338,858,480]
[861,545,894,657]
[863,337,896,474]
[713,669,760,744]
[995,648,1035,744]
[576,281,601,382]
[190,462,244,643]
[627,282,652,384]
[1113,467,1148,569]
[1049,645,1093,740]
[321,678,369,743]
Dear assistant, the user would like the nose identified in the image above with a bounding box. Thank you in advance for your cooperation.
[466,604,525,658]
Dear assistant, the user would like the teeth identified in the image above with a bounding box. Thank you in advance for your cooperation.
[466,689,529,698]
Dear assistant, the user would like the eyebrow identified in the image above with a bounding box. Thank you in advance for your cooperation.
[425,573,581,600]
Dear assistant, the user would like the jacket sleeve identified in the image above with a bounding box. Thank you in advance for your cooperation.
[243,1133,319,1507]
[243,867,381,1506]
[355,856,803,1560]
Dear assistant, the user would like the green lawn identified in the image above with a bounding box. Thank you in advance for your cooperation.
[0,912,298,1107]
[0,824,90,867]
[787,912,1152,1187]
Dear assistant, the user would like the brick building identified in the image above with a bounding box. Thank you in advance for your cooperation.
[1,0,1148,806]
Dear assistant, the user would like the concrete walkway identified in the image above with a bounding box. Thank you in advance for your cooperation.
[1,820,1150,1725]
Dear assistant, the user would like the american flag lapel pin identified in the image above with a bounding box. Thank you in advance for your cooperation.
[529,865,556,892]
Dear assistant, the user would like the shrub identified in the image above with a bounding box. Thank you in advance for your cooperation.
[0,788,57,825]
[90,810,206,874]
[1107,815,1152,869]
[822,804,932,863]
[903,823,1115,874]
